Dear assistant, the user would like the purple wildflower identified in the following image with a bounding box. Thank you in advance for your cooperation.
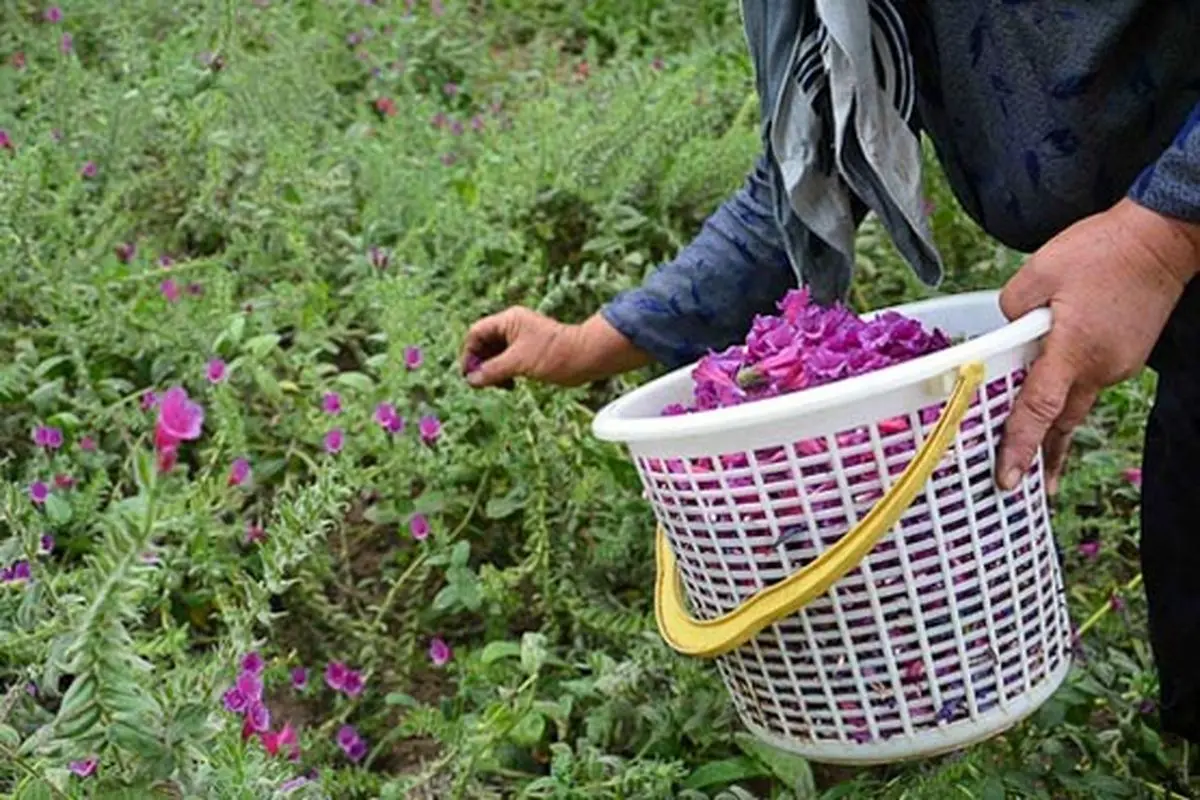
[25,682,37,697]
[29,481,49,505]
[161,278,181,303]
[1078,541,1100,560]
[368,246,389,269]
[223,686,248,713]
[39,534,55,554]
[6,560,31,582]
[374,403,403,433]
[0,129,12,151]
[409,514,430,541]
[323,428,344,454]
[206,358,227,384]
[418,414,441,444]
[336,726,367,762]
[141,390,160,411]
[158,254,174,269]
[244,522,266,544]
[241,651,265,675]
[443,81,459,97]
[115,242,137,263]
[403,346,423,370]
[186,282,203,296]
[228,457,251,487]
[68,756,98,779]
[33,425,63,449]
[428,636,451,667]
[59,33,73,54]
[246,701,271,733]
[79,435,96,451]
[80,160,97,179]
[470,115,485,132]
[321,392,342,415]
[324,661,348,691]
[291,667,308,691]
[45,7,63,23]
[341,669,364,698]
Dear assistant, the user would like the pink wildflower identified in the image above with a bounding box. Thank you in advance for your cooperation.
[186,282,203,296]
[33,425,63,449]
[158,254,174,268]
[428,636,451,667]
[29,481,49,505]
[241,652,265,675]
[403,346,423,370]
[291,667,308,690]
[1110,592,1126,612]
[156,387,204,447]
[80,160,97,179]
[10,52,26,70]
[114,242,137,263]
[228,457,251,486]
[206,358,227,384]
[0,129,12,151]
[470,115,485,132]
[79,436,96,452]
[141,390,160,411]
[45,6,63,22]
[262,723,301,760]
[440,152,456,166]
[1124,467,1142,489]
[39,534,55,554]
[336,725,367,762]
[418,414,441,444]
[59,33,73,54]
[68,756,98,779]
[368,246,389,269]
[161,278,181,303]
[244,522,266,544]
[323,428,344,454]
[450,119,463,136]
[156,447,178,474]
[443,81,459,97]
[1078,541,1100,560]
[321,392,342,415]
[374,403,403,433]
[409,514,430,541]
[374,96,397,117]
[53,473,74,490]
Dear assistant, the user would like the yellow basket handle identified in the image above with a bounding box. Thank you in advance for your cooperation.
[655,361,986,658]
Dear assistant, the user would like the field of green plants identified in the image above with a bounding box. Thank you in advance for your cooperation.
[0,1,1187,798]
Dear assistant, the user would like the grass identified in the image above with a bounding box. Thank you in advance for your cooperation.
[0,1,1186,798]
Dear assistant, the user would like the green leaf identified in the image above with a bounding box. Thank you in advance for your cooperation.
[15,777,53,800]
[432,585,458,612]
[681,757,769,790]
[450,540,470,568]
[44,492,72,525]
[481,641,522,664]
[508,711,546,748]
[1034,698,1066,728]
[385,692,419,708]
[244,333,281,359]
[334,371,375,393]
[734,733,815,796]
[484,486,526,520]
[520,632,549,675]
[228,314,246,346]
[46,411,82,429]
[34,355,73,379]
[981,777,1007,800]
[0,724,20,748]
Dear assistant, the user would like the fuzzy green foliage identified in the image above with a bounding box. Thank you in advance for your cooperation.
[0,1,1183,799]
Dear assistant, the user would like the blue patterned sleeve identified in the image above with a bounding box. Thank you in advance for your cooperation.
[1129,102,1200,223]
[599,154,797,370]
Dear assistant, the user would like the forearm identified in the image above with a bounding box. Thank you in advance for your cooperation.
[597,153,797,371]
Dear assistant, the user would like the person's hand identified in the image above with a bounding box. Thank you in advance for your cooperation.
[997,197,1200,494]
[461,307,653,388]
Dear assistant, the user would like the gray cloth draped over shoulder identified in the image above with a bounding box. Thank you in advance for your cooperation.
[742,0,942,304]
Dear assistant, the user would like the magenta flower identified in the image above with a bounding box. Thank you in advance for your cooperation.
[45,6,63,22]
[324,661,348,691]
[114,242,137,263]
[241,652,265,675]
[651,56,665,71]
[428,636,451,667]
[80,160,97,179]
[33,425,63,449]
[450,119,464,136]
[291,667,308,691]
[464,353,482,375]
[29,481,49,505]
[1110,592,1126,612]
[141,390,160,411]
[39,534,55,554]
[236,670,263,703]
[403,346,423,370]
[321,392,342,415]
[3,560,31,583]
[158,254,174,269]
[0,129,12,151]
[374,403,404,433]
[262,723,301,760]
[156,387,205,447]
[368,246,389,269]
[68,756,98,779]
[161,278,181,303]
[79,435,96,452]
[1124,467,1142,489]
[1078,541,1100,560]
[431,0,444,16]
[470,115,484,132]
[25,682,38,696]
[206,358,227,384]
[244,521,266,544]
[246,701,271,733]
[156,447,177,474]
[442,81,459,97]
[222,686,248,713]
[53,473,74,490]
[409,514,430,541]
[440,152,456,166]
[323,428,344,454]
[336,726,367,762]
[59,33,73,54]
[418,414,441,444]
[228,457,251,487]
[341,670,364,698]
[186,282,203,296]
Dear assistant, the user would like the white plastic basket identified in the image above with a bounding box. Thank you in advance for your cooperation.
[592,290,1073,765]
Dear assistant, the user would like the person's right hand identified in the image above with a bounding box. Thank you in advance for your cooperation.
[461,307,653,388]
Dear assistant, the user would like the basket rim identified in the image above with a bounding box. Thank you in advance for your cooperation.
[591,290,1052,445]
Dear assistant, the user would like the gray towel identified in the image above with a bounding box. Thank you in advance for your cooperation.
[744,0,943,305]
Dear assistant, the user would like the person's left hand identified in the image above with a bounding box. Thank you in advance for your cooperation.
[997,197,1200,495]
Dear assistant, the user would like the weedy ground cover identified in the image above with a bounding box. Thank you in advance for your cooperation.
[0,1,1184,798]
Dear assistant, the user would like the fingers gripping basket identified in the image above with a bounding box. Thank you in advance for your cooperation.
[592,291,1073,765]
